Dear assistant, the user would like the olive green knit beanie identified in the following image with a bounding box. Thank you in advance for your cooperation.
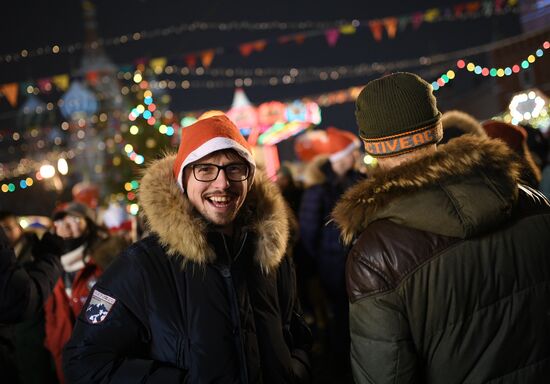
[355,72,442,157]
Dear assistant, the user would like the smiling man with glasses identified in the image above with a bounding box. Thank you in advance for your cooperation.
[63,113,312,383]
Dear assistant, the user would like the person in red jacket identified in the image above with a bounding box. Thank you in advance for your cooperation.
[44,202,126,384]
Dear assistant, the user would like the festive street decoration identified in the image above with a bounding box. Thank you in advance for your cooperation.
[0,0,523,66]
[224,88,321,145]
[3,32,545,108]
[226,88,258,136]
[508,89,548,124]
[431,40,548,91]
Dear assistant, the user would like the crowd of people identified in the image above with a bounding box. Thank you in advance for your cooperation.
[1,71,550,383]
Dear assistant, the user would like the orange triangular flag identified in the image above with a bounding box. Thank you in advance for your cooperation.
[239,43,255,57]
[200,50,215,68]
[383,18,398,39]
[0,83,18,107]
[294,34,306,45]
[368,20,384,41]
[466,1,481,13]
[253,40,267,52]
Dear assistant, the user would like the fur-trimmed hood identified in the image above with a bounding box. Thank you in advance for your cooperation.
[442,110,486,136]
[332,135,522,244]
[138,154,289,272]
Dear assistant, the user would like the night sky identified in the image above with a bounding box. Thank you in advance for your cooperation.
[0,0,532,214]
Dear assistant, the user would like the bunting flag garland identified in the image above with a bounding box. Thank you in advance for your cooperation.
[0,31,545,117]
[0,0,524,65]
[0,33,546,115]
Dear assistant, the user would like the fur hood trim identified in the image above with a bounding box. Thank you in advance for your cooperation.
[332,135,521,244]
[139,155,289,272]
[441,110,487,137]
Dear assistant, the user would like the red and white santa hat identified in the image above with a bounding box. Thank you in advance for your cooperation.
[326,127,360,163]
[172,114,256,190]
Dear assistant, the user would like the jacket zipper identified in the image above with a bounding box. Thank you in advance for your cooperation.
[220,233,249,383]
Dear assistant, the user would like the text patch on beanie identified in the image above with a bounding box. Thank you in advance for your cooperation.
[85,289,116,324]
[361,123,442,157]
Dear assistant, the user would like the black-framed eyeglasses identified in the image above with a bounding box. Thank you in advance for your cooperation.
[191,163,250,182]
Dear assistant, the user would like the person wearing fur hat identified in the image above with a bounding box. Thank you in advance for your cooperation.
[298,126,363,380]
[44,201,127,384]
[332,72,550,383]
[63,114,312,383]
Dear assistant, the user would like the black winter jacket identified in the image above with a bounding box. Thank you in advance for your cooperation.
[63,156,311,384]
[299,158,363,288]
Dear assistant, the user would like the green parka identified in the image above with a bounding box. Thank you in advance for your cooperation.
[332,135,550,383]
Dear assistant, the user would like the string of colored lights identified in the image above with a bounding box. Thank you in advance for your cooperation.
[0,158,72,193]
[123,89,176,165]
[4,34,547,184]
[431,40,548,91]
[4,28,545,117]
[3,36,548,193]
[0,0,521,65]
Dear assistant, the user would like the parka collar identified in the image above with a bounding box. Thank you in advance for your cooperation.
[139,155,289,273]
[332,135,522,244]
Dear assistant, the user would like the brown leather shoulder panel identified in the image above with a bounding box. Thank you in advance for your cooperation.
[346,219,459,303]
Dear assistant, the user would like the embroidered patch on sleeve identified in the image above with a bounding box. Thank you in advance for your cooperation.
[85,290,116,324]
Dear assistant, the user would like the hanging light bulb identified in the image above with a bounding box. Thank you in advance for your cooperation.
[57,158,69,175]
[39,164,56,179]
